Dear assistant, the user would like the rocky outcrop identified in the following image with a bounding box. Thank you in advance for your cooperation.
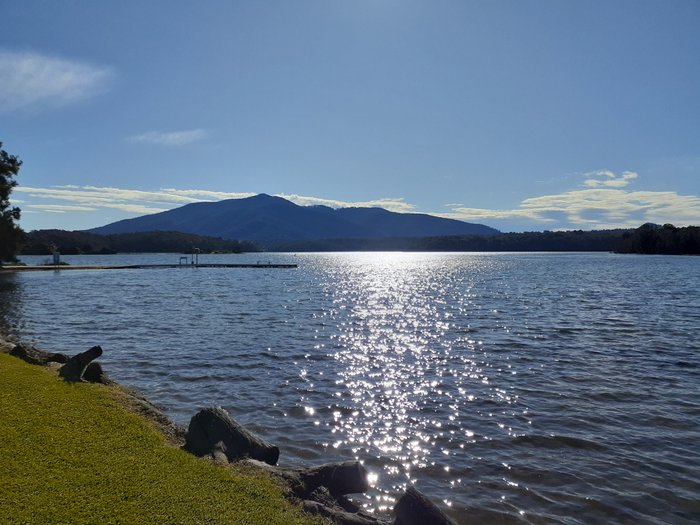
[8,341,110,384]
[242,458,388,525]
[82,361,112,384]
[181,406,457,524]
[58,345,107,383]
[286,461,370,498]
[184,407,280,465]
[10,343,68,365]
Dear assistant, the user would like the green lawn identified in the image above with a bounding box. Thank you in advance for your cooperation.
[0,352,328,525]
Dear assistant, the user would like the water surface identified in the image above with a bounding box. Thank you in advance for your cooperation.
[2,252,699,524]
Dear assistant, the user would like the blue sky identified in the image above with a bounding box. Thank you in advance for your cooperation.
[2,0,699,233]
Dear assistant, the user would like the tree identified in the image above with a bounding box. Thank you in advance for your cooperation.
[0,142,24,263]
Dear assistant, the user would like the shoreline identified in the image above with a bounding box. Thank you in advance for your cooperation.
[0,334,328,525]
[0,332,457,525]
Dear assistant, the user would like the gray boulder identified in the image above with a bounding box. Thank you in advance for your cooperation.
[82,361,111,384]
[184,407,279,465]
[294,461,370,498]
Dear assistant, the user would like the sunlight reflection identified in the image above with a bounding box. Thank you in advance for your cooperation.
[309,253,523,507]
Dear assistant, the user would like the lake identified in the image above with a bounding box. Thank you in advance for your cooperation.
[1,252,699,524]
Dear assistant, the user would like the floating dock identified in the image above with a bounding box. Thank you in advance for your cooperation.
[0,262,297,273]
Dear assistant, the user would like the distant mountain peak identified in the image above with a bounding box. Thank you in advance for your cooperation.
[248,192,274,200]
[90,193,499,243]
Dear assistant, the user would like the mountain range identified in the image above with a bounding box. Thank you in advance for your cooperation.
[90,193,499,243]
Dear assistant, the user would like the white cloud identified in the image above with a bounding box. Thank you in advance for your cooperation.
[441,170,700,229]
[582,169,639,188]
[27,204,98,213]
[18,186,204,206]
[0,50,113,112]
[523,189,660,224]
[160,188,256,200]
[442,206,552,222]
[278,193,416,213]
[127,129,208,146]
[15,186,417,216]
[515,170,700,226]
[443,187,700,229]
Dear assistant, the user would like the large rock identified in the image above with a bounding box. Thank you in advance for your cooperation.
[241,459,386,525]
[82,361,111,384]
[393,486,457,525]
[58,346,103,382]
[184,407,279,465]
[295,461,370,497]
[10,343,69,365]
[244,458,371,499]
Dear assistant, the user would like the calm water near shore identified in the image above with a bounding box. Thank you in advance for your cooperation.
[2,252,699,524]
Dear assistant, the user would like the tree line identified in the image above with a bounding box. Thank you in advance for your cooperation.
[20,229,259,256]
[269,229,627,252]
[616,223,700,255]
[269,226,699,254]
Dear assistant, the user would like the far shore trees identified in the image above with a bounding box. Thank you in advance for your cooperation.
[0,142,24,263]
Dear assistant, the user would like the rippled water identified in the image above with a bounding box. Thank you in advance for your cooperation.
[2,252,699,524]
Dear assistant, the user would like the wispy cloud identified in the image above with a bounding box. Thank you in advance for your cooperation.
[127,129,208,146]
[160,188,255,200]
[278,194,415,213]
[15,186,416,216]
[442,207,546,222]
[0,50,113,112]
[27,204,99,213]
[582,169,638,188]
[17,186,190,215]
[442,171,700,229]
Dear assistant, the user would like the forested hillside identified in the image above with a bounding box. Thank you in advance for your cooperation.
[20,230,259,255]
[616,224,700,254]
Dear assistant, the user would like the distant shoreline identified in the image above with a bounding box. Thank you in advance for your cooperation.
[17,223,700,255]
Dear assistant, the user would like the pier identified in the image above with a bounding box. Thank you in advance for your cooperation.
[0,262,297,273]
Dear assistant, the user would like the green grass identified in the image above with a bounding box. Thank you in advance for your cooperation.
[0,353,328,525]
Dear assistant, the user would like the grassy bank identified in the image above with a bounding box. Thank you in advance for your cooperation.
[0,352,328,525]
